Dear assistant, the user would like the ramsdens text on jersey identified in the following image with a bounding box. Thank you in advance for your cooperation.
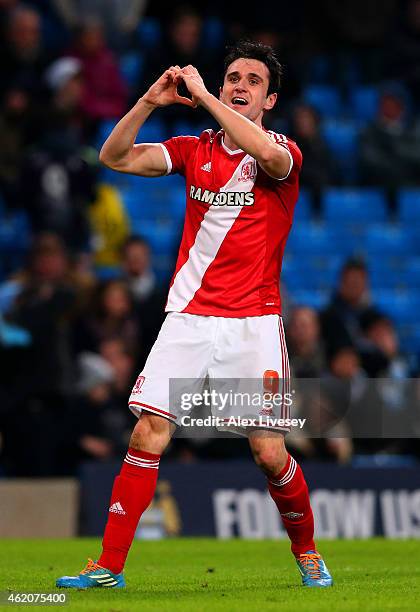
[189,185,255,206]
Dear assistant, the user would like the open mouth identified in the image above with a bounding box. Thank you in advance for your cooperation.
[231,97,248,106]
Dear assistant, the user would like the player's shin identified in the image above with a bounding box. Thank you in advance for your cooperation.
[98,448,160,574]
[267,454,315,556]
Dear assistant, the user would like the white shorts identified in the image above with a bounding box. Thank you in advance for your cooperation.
[129,312,291,435]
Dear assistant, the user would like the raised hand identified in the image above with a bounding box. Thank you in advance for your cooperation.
[141,66,196,108]
[178,65,209,106]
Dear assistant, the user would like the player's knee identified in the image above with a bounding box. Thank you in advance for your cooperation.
[130,413,172,453]
[250,439,288,477]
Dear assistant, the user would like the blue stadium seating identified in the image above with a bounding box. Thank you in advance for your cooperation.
[172,122,209,137]
[286,222,340,256]
[137,18,161,49]
[294,188,313,221]
[282,259,339,291]
[202,17,225,49]
[322,120,359,157]
[349,86,380,124]
[373,290,420,324]
[397,189,420,224]
[399,326,420,355]
[322,120,359,181]
[119,52,144,87]
[134,119,166,143]
[305,55,332,83]
[364,224,415,257]
[403,258,420,289]
[303,85,342,117]
[322,188,387,224]
[290,289,329,309]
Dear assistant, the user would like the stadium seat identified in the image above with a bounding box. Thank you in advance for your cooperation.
[399,325,420,355]
[294,188,313,221]
[282,259,339,291]
[364,224,415,257]
[322,120,359,158]
[134,119,166,143]
[137,18,161,49]
[322,120,360,181]
[368,266,405,290]
[305,55,332,84]
[286,222,339,256]
[302,85,342,117]
[349,86,380,124]
[397,189,420,224]
[403,258,420,289]
[290,289,329,310]
[119,52,144,87]
[322,188,388,224]
[202,17,225,49]
[373,290,420,324]
[172,122,208,137]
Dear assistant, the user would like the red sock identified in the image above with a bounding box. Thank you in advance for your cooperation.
[98,448,160,574]
[268,454,315,556]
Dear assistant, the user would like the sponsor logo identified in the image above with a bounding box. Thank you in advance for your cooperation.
[280,511,304,519]
[201,162,211,172]
[109,501,126,515]
[133,375,145,394]
[189,184,254,206]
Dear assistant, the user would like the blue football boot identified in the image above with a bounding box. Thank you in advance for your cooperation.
[56,559,125,589]
[296,551,333,587]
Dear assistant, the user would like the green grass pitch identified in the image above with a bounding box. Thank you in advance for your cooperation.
[1,538,419,611]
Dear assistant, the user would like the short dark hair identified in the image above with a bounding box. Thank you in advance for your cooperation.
[341,257,367,276]
[223,40,283,95]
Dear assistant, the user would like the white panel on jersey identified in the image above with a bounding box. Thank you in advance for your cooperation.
[166,155,257,312]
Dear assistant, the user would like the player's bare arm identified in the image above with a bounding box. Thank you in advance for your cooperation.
[99,67,195,177]
[177,64,291,180]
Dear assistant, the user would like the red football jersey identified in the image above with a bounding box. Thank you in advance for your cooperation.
[159,129,302,317]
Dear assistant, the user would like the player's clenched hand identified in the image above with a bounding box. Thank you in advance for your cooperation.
[141,66,196,108]
[178,65,209,105]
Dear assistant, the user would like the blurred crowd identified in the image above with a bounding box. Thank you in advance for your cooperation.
[0,0,420,475]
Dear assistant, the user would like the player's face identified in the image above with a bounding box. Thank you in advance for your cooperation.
[220,58,277,125]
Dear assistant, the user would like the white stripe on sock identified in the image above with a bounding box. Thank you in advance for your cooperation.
[124,457,159,470]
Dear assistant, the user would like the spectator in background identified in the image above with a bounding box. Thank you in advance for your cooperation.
[67,18,128,132]
[360,311,411,379]
[359,311,412,442]
[321,258,379,357]
[67,352,131,466]
[287,306,326,378]
[3,233,77,392]
[389,0,420,104]
[99,337,137,401]
[0,5,51,100]
[121,236,166,365]
[18,57,95,254]
[0,80,33,207]
[0,233,77,475]
[309,0,396,86]
[141,7,217,125]
[289,103,335,207]
[72,279,141,360]
[52,0,147,50]
[360,87,420,197]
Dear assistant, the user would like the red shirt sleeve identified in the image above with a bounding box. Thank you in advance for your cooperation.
[266,132,302,181]
[160,136,199,176]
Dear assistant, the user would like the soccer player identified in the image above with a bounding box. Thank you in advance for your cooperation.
[57,41,333,589]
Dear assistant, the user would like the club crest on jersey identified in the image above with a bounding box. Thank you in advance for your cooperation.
[189,184,255,206]
[132,375,145,394]
[239,160,257,182]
